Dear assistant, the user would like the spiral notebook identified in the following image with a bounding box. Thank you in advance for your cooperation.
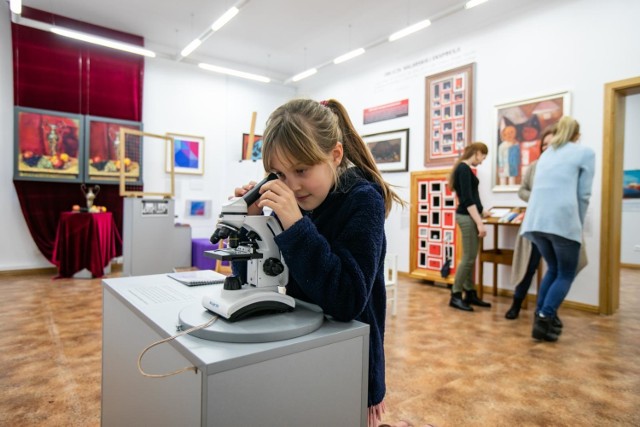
[167,270,227,286]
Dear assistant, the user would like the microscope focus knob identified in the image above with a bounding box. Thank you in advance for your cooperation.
[263,258,285,276]
[223,276,243,291]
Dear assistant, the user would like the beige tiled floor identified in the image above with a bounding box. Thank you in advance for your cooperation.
[0,268,638,426]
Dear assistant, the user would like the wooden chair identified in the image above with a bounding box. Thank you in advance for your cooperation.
[384,254,398,316]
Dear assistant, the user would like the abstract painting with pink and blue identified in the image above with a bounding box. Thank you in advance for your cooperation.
[190,201,206,216]
[174,139,200,169]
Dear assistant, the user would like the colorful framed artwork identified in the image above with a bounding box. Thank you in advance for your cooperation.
[84,115,142,185]
[623,170,640,199]
[185,200,212,218]
[242,133,263,161]
[493,91,570,192]
[424,63,474,167]
[409,169,461,285]
[165,133,205,175]
[13,107,84,183]
[363,129,409,173]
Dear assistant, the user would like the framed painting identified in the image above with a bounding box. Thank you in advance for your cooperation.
[409,169,461,285]
[424,63,474,167]
[185,200,212,218]
[623,170,640,199]
[14,106,84,183]
[242,133,263,161]
[493,91,570,192]
[84,115,142,185]
[166,133,205,175]
[363,129,409,173]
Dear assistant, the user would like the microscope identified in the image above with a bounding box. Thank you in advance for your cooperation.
[202,173,295,321]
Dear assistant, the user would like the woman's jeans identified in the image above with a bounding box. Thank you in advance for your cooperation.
[453,214,478,293]
[527,231,581,317]
[513,243,542,300]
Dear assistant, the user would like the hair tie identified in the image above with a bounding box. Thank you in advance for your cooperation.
[319,100,329,107]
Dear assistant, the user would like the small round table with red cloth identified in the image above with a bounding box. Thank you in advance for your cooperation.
[52,212,122,278]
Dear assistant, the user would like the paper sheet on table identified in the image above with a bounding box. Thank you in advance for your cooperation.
[489,208,511,218]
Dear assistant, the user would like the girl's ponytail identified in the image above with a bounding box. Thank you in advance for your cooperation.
[323,99,405,217]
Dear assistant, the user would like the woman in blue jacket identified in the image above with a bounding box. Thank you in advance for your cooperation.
[520,116,595,342]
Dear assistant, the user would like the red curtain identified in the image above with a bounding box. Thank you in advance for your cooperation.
[12,7,144,263]
[13,181,124,262]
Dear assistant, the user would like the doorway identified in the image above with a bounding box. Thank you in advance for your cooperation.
[599,76,640,315]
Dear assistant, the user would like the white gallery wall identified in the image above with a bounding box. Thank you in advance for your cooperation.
[0,3,43,270]
[297,0,640,307]
[0,0,638,309]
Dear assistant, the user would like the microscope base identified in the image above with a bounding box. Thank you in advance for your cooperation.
[201,285,295,322]
[181,298,323,343]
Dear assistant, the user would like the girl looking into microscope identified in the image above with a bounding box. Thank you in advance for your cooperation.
[233,98,403,427]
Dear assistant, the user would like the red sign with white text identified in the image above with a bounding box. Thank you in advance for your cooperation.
[363,99,409,124]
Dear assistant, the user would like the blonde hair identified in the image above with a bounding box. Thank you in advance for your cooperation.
[550,116,580,149]
[262,98,404,217]
[447,142,489,190]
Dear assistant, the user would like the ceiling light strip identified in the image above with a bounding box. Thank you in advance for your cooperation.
[388,19,431,42]
[179,0,249,59]
[211,7,239,31]
[51,27,156,57]
[10,0,22,15]
[198,63,270,83]
[180,39,202,57]
[465,0,489,9]
[291,68,318,82]
[333,48,366,65]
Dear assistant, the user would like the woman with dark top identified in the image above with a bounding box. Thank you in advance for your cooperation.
[447,142,492,312]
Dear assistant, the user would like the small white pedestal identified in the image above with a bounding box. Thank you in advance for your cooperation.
[102,274,369,427]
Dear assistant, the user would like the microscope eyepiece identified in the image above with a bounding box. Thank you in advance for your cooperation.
[242,173,278,206]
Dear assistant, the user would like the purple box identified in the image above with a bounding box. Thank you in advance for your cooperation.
[191,238,230,270]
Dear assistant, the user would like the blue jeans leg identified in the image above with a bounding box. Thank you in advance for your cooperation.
[529,232,580,318]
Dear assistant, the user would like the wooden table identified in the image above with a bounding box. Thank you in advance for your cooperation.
[52,212,121,278]
[477,217,541,301]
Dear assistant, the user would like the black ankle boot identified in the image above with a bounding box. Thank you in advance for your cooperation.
[552,315,563,329]
[464,290,491,308]
[532,313,559,342]
[505,297,524,319]
[535,311,562,335]
[449,292,473,312]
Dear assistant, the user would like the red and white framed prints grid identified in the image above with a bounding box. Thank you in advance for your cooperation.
[410,170,460,284]
[424,63,474,167]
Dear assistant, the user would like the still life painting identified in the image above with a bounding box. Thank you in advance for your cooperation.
[14,107,83,182]
[85,116,142,184]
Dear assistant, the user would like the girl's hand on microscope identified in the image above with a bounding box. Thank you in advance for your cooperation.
[234,181,263,216]
[257,180,302,230]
